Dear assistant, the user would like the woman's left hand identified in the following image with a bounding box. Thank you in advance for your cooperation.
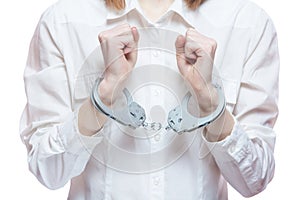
[175,28,218,115]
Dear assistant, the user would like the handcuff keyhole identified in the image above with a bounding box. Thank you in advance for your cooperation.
[178,118,182,123]
[130,112,136,117]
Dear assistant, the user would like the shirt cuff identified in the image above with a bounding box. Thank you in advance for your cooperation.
[202,115,251,164]
[57,108,105,156]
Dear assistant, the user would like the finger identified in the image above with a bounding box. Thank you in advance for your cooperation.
[125,27,139,66]
[175,34,185,54]
[123,26,139,54]
[131,27,139,43]
[98,23,131,43]
[184,29,198,62]
[175,35,186,69]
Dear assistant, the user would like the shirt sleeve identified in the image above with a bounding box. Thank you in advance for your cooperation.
[203,10,279,197]
[19,6,103,189]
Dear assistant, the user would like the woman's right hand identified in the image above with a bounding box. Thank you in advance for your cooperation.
[79,24,139,135]
[98,23,139,105]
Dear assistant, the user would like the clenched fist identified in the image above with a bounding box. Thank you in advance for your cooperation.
[175,28,218,115]
[98,23,139,105]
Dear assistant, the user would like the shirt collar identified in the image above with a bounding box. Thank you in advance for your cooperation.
[106,0,137,20]
[168,0,194,27]
[106,0,194,27]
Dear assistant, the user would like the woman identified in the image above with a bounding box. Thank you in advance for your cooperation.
[20,0,279,199]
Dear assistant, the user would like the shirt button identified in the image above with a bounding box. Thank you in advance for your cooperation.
[154,134,161,141]
[152,50,160,57]
[153,177,160,185]
[153,89,160,96]
[229,144,236,154]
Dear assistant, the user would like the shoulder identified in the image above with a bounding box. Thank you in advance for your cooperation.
[197,0,273,29]
[39,0,107,26]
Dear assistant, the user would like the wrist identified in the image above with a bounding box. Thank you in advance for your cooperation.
[98,78,115,106]
[195,83,219,116]
[99,75,128,106]
[78,98,107,136]
[204,109,234,142]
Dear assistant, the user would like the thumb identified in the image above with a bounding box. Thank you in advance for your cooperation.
[131,26,139,43]
[175,35,186,71]
[126,27,139,66]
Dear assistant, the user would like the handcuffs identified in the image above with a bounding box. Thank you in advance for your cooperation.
[91,77,226,134]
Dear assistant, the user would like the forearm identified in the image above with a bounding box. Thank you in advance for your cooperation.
[195,83,235,142]
[78,79,115,136]
[78,98,108,136]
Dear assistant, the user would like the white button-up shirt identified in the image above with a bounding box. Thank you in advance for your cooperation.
[20,0,279,199]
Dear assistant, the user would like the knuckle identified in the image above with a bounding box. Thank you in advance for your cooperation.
[186,28,192,35]
[98,32,108,43]
[208,38,217,48]
[202,39,217,53]
[120,23,131,32]
[120,23,130,28]
[98,33,103,39]
[186,28,195,37]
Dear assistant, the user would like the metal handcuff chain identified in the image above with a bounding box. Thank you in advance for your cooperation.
[91,77,225,134]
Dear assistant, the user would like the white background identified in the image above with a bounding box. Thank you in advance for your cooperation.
[0,0,299,199]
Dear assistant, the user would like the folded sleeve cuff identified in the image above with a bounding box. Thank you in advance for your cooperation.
[202,115,251,164]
